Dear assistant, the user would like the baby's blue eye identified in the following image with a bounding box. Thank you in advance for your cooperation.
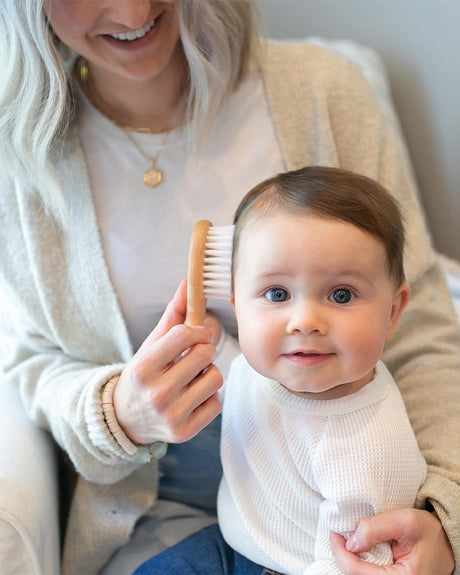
[329,288,354,304]
[265,288,289,302]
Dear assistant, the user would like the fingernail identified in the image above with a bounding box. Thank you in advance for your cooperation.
[346,536,358,551]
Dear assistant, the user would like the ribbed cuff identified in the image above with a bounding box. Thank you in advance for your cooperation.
[101,376,138,455]
[101,376,169,460]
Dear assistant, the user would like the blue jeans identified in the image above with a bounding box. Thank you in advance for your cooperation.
[133,524,282,575]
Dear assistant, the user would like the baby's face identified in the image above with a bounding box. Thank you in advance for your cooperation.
[233,213,408,399]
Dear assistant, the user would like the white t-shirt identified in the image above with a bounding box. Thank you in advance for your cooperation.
[77,70,284,353]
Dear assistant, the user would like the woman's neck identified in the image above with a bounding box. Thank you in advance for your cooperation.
[79,46,187,133]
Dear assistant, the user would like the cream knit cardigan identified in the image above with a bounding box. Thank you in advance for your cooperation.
[0,40,459,575]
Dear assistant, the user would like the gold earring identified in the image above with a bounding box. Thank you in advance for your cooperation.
[79,59,89,83]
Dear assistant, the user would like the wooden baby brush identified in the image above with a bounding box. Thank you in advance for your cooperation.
[185,220,234,326]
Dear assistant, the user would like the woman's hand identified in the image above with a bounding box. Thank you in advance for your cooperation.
[202,312,223,348]
[113,280,223,445]
[330,508,455,575]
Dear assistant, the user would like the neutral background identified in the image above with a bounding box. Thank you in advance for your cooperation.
[257,0,460,261]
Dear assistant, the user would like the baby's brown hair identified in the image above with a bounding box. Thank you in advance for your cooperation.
[233,166,406,287]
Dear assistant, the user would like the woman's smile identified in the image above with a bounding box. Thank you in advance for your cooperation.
[100,15,160,52]
[109,18,156,41]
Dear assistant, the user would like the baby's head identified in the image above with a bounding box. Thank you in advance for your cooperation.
[233,166,406,288]
[231,166,409,398]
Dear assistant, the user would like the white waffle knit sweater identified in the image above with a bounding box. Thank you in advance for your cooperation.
[218,356,427,575]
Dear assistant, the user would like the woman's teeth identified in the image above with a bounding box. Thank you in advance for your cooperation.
[110,19,155,41]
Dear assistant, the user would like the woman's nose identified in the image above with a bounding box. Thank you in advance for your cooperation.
[105,0,152,30]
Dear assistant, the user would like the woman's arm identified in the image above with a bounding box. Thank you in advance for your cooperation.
[0,277,221,484]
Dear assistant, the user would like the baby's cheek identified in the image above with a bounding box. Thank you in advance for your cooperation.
[349,326,385,368]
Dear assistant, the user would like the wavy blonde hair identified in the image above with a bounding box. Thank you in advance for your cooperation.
[0,0,261,222]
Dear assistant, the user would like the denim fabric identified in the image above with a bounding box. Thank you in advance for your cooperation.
[133,524,280,575]
[100,500,218,575]
[157,415,222,512]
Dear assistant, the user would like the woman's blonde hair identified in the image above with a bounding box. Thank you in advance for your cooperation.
[0,0,261,222]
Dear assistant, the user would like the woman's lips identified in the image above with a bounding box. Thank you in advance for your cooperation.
[99,13,161,50]
[109,18,156,41]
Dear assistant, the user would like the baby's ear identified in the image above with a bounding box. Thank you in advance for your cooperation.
[386,283,410,340]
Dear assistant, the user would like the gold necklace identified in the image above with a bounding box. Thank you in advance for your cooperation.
[78,59,170,188]
[124,130,169,187]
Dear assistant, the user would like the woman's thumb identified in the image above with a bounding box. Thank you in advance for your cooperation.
[153,280,188,338]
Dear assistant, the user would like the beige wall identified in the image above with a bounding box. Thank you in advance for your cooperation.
[258,0,460,260]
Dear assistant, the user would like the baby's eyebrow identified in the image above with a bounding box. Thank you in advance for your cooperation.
[254,271,292,281]
[329,268,375,285]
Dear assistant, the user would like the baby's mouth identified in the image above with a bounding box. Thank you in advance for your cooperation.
[284,350,334,366]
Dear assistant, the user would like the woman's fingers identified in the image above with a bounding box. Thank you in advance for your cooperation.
[177,386,222,443]
[329,532,385,574]
[138,279,193,356]
[179,364,223,414]
[145,359,223,440]
[114,325,223,444]
[112,280,225,446]
[330,509,455,575]
[171,337,217,381]
[138,321,211,370]
[202,313,223,347]
[344,510,405,554]
[115,339,221,444]
[150,279,188,339]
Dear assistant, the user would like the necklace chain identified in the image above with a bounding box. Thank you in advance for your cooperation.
[77,58,170,188]
[123,130,170,187]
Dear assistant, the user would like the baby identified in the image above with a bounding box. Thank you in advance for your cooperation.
[135,166,427,575]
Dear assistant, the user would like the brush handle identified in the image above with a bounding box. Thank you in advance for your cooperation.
[185,220,212,326]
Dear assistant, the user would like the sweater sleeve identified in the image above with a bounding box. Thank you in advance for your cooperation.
[262,40,460,571]
[0,169,154,484]
[306,395,426,574]
[0,291,152,484]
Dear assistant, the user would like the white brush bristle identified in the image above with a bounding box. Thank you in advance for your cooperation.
[203,225,234,301]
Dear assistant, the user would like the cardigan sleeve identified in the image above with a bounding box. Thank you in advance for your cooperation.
[262,40,460,571]
[0,172,154,484]
[0,291,153,484]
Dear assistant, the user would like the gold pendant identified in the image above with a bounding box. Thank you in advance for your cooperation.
[144,163,163,188]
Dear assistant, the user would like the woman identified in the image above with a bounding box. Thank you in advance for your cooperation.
[0,1,458,574]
